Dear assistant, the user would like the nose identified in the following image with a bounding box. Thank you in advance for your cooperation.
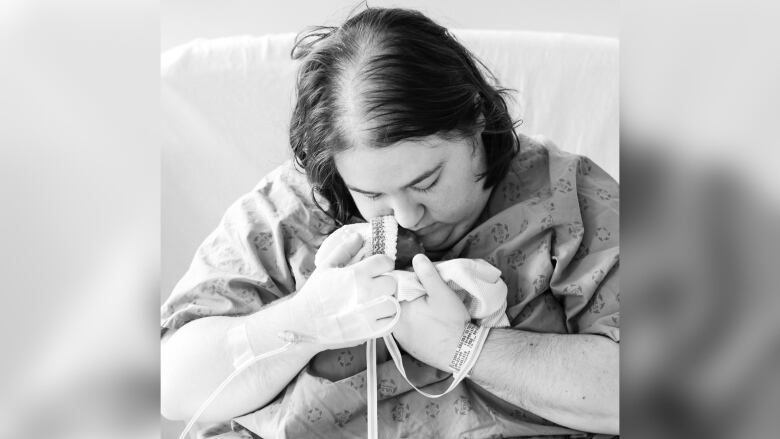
[388,195,424,230]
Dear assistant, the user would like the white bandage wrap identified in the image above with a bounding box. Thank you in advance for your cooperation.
[289,266,401,347]
[310,295,399,345]
[226,323,255,369]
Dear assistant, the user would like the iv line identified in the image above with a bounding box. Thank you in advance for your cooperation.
[177,340,295,439]
[176,296,401,439]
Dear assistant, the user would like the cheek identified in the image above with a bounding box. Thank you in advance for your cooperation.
[436,179,482,218]
[437,179,470,207]
[422,191,457,220]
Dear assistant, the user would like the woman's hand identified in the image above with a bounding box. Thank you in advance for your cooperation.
[314,225,367,268]
[392,254,470,371]
[289,228,397,348]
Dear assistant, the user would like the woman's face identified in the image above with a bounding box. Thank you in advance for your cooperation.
[333,134,492,251]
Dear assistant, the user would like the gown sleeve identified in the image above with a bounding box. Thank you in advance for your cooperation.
[160,162,335,335]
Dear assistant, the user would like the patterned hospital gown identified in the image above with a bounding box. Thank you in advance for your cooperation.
[161,133,619,439]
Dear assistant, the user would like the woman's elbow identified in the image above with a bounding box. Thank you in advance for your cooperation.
[161,397,184,422]
[161,366,187,421]
[160,332,189,421]
[161,365,184,420]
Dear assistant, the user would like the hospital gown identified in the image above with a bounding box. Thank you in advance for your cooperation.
[161,133,620,439]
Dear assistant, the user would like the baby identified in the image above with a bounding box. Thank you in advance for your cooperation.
[309,216,509,381]
[316,216,509,320]
[315,216,426,271]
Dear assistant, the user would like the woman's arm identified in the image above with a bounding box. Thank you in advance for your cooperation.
[161,234,396,423]
[161,295,319,422]
[393,254,619,435]
[469,329,619,434]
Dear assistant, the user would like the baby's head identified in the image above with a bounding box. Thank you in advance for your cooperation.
[394,226,425,269]
[315,216,424,270]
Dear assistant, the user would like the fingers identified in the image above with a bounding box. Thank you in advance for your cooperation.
[315,229,364,268]
[412,254,448,299]
[353,254,395,277]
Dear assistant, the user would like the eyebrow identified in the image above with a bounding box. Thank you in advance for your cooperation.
[346,161,444,195]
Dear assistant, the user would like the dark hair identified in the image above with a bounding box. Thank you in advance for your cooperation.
[289,7,520,225]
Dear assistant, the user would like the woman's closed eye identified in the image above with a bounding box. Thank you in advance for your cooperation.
[410,176,439,194]
[358,176,440,201]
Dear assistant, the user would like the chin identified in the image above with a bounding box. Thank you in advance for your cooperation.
[420,228,457,252]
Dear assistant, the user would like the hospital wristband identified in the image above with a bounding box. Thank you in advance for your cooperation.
[448,322,490,377]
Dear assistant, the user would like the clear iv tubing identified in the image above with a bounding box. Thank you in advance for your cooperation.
[366,339,378,439]
[176,295,401,439]
[177,340,295,439]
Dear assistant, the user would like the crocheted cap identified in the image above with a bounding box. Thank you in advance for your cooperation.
[368,216,398,261]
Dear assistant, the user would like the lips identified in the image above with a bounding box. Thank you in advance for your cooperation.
[413,223,438,235]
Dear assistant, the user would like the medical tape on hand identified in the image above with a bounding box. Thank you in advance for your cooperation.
[285,264,402,347]
[310,295,401,345]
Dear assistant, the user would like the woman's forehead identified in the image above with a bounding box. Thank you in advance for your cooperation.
[334,137,451,190]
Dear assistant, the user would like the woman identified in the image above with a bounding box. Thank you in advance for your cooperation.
[161,7,619,438]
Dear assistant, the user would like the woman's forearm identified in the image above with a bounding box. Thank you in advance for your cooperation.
[161,296,319,422]
[469,329,619,434]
